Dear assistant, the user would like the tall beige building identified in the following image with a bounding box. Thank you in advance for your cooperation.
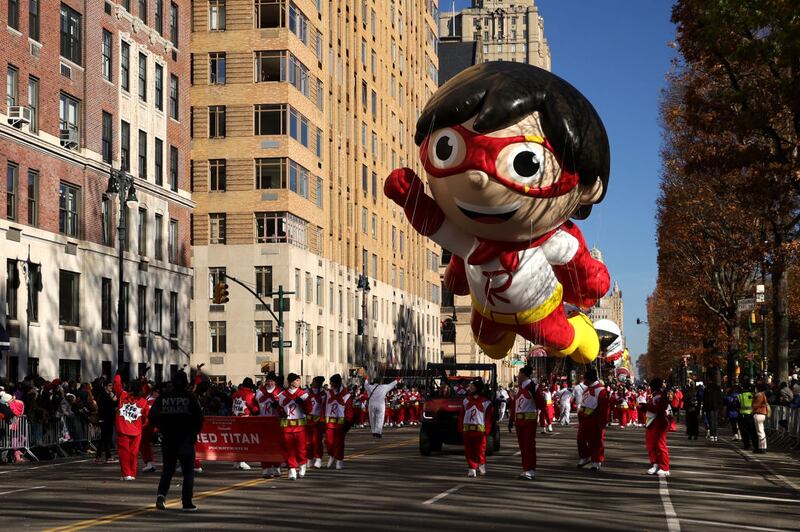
[438,0,550,69]
[587,248,625,334]
[189,0,442,384]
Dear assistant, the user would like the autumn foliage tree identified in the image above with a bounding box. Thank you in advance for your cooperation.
[653,0,800,382]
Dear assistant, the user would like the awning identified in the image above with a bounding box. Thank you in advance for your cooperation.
[0,323,9,351]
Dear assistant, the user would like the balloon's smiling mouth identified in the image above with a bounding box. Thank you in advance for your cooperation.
[455,199,520,225]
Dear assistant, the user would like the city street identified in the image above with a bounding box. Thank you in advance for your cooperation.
[2,423,798,531]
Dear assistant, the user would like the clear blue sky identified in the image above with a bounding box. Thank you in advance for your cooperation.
[451,1,677,368]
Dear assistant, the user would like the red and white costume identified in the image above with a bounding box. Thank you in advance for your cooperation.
[577,380,609,463]
[406,390,422,424]
[636,390,649,426]
[459,395,494,470]
[385,169,609,360]
[323,387,353,461]
[646,390,671,472]
[256,384,283,469]
[113,375,149,479]
[277,387,309,469]
[231,387,259,417]
[140,385,156,466]
[510,379,539,473]
[305,386,326,462]
[539,387,554,429]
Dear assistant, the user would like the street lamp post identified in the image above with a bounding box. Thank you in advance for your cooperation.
[105,157,138,378]
[357,273,370,367]
[297,319,308,383]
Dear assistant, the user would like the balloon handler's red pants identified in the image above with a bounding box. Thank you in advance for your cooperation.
[283,427,307,469]
[515,420,537,471]
[117,432,142,478]
[646,419,670,471]
[463,431,487,469]
[577,414,605,463]
[326,427,347,460]
[306,420,324,460]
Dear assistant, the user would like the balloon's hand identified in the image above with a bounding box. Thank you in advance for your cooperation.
[384,168,422,205]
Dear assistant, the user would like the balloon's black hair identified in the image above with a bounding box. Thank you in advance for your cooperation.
[415,62,610,219]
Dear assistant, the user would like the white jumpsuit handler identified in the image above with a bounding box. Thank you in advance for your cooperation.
[365,378,398,438]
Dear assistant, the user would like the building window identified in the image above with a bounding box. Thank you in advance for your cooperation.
[138,0,147,23]
[255,211,308,248]
[209,267,226,300]
[168,219,178,262]
[6,162,18,221]
[29,0,40,41]
[209,0,226,30]
[6,260,18,320]
[209,52,226,84]
[209,159,226,190]
[59,92,80,147]
[209,321,226,352]
[169,145,178,191]
[102,197,112,245]
[256,266,273,296]
[316,276,323,306]
[153,289,163,334]
[8,0,19,30]
[255,320,273,352]
[169,2,178,46]
[101,111,113,163]
[255,50,282,82]
[137,208,147,256]
[154,137,163,185]
[59,182,80,237]
[169,291,178,337]
[155,64,164,111]
[169,75,179,119]
[155,0,163,35]
[121,41,130,91]
[209,213,226,244]
[121,282,129,331]
[60,4,82,65]
[138,130,147,179]
[255,157,285,189]
[155,214,164,260]
[254,104,286,135]
[59,270,80,326]
[26,75,38,133]
[137,284,147,334]
[6,66,18,108]
[138,53,148,101]
[209,106,226,138]
[101,278,112,330]
[256,0,285,28]
[27,169,38,227]
[287,3,308,44]
[102,30,112,81]
[121,120,131,171]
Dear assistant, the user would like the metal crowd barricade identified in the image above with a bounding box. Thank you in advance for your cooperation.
[767,406,800,449]
[1,415,100,462]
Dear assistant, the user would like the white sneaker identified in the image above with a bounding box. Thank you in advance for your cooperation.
[313,458,322,469]
[547,424,553,433]
[327,457,335,468]
[299,464,306,478]
[262,467,272,478]
[518,470,535,480]
[306,459,313,468]
[239,462,251,470]
[193,467,203,473]
[142,463,156,473]
[335,460,344,470]
[467,469,477,478]
[540,428,546,434]
[273,467,282,477]
[577,457,591,468]
[478,464,486,476]
[123,476,135,481]
[591,462,601,471]
[657,469,671,477]
[647,464,659,475]
[288,468,297,480]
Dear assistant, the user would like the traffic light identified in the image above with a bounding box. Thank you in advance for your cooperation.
[213,282,229,304]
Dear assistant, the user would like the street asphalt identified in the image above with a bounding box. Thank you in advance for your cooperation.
[1,421,798,531]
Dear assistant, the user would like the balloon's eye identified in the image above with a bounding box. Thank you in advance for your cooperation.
[428,128,466,170]
[497,143,547,185]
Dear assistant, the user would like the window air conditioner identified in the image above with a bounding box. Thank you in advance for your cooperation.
[60,125,79,149]
[8,106,32,126]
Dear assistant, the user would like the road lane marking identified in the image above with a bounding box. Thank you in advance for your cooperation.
[0,485,45,495]
[671,488,798,503]
[680,470,776,481]
[659,476,681,532]
[42,437,417,532]
[680,518,792,532]
[723,441,800,493]
[0,458,92,475]
[422,484,464,505]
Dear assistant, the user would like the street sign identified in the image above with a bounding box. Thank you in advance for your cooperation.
[737,298,755,312]
[756,284,765,303]
[273,297,290,312]
[271,340,292,348]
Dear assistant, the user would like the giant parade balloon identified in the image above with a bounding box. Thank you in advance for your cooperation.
[384,62,611,364]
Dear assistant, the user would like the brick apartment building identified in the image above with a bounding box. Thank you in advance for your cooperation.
[0,0,193,383]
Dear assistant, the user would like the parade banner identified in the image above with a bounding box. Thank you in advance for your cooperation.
[195,416,283,462]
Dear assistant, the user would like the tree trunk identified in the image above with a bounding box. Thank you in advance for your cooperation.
[727,322,738,386]
[771,259,790,383]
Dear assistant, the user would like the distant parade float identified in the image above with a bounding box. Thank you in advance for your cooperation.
[384,61,612,364]
[593,319,633,381]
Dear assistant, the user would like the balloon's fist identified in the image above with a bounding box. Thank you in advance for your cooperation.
[384,167,422,204]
